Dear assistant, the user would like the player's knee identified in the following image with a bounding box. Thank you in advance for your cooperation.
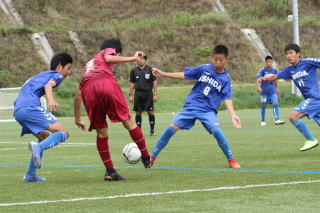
[289,114,297,122]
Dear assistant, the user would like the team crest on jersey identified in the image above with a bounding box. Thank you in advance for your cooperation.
[145,74,150,79]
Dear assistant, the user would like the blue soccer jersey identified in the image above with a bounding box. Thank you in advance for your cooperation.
[277,58,320,99]
[14,70,64,112]
[256,67,278,95]
[183,64,232,112]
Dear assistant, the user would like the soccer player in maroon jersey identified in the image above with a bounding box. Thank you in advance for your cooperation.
[74,38,151,181]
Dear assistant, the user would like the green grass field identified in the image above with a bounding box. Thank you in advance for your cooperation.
[1,109,320,212]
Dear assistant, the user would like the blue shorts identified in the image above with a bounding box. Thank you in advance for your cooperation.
[14,106,58,136]
[261,94,278,104]
[172,109,219,134]
[294,98,320,125]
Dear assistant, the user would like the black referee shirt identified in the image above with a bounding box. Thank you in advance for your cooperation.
[129,65,156,92]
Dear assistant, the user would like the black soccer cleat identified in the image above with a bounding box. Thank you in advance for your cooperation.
[142,156,152,168]
[150,130,156,136]
[104,172,126,181]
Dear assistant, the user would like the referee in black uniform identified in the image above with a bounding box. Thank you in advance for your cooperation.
[129,54,157,136]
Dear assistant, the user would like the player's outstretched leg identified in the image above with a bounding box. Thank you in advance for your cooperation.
[151,125,177,166]
[291,119,318,151]
[211,127,241,169]
[129,126,151,168]
[260,105,266,126]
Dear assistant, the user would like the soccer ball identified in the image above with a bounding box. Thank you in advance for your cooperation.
[122,143,141,164]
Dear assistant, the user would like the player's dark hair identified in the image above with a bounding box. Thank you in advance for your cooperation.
[265,55,273,61]
[100,38,123,54]
[50,53,73,70]
[284,43,300,53]
[213,45,228,57]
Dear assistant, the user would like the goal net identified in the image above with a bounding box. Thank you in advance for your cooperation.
[0,87,47,122]
[0,87,20,122]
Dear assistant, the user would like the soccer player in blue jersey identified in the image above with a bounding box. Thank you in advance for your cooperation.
[14,53,73,182]
[256,56,285,126]
[150,45,241,168]
[263,43,320,151]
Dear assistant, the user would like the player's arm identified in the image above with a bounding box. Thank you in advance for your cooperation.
[224,99,241,128]
[152,68,184,79]
[44,80,58,111]
[261,74,278,82]
[74,89,86,131]
[105,51,145,64]
[152,80,158,102]
[256,78,262,94]
[129,82,134,103]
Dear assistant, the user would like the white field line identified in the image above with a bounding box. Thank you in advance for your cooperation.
[1,179,320,207]
[0,142,94,151]
[0,142,94,145]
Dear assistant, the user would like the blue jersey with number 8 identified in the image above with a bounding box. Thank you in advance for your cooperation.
[278,58,320,99]
[183,64,232,112]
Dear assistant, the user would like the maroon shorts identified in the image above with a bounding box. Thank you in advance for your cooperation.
[80,77,130,131]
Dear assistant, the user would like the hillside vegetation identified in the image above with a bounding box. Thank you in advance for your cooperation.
[0,0,318,114]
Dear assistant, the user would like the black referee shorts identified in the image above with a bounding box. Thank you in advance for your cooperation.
[133,91,154,112]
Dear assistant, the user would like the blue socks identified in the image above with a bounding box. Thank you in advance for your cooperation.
[152,125,176,157]
[39,131,68,151]
[212,127,233,160]
[26,151,43,176]
[261,106,266,121]
[291,119,315,141]
[273,104,279,121]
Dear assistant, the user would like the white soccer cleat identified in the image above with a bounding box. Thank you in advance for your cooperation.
[260,121,266,126]
[300,139,319,151]
[274,119,286,125]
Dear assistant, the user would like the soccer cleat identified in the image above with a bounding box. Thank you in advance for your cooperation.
[300,139,319,151]
[260,121,266,126]
[104,172,126,181]
[150,131,156,136]
[141,156,151,168]
[23,174,46,182]
[28,142,42,169]
[150,156,157,166]
[274,119,286,125]
[228,158,241,169]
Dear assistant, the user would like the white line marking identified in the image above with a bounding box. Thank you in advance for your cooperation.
[0,148,25,151]
[0,179,319,207]
[0,142,94,145]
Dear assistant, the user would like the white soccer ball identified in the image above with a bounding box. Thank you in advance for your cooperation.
[122,143,141,164]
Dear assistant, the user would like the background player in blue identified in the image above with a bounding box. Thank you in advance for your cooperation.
[150,45,241,168]
[256,56,285,126]
[263,43,320,151]
[14,53,73,182]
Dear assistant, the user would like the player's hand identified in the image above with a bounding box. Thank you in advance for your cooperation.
[152,68,164,77]
[153,95,158,102]
[75,120,86,131]
[48,99,58,111]
[133,51,146,61]
[231,115,241,128]
[129,95,134,103]
[257,87,262,94]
